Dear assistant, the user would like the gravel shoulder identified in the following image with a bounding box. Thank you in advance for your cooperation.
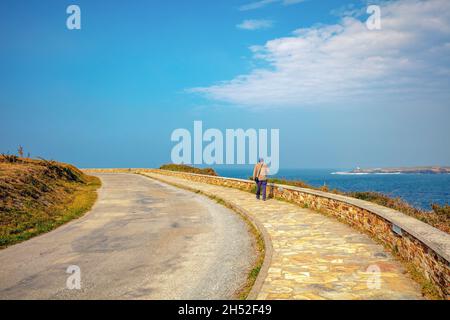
[0,173,256,300]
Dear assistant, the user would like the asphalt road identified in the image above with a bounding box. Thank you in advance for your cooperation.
[0,173,255,300]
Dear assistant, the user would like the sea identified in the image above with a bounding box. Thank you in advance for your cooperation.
[214,168,450,210]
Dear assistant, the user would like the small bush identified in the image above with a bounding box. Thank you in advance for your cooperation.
[0,154,19,163]
[160,164,218,176]
[431,204,450,219]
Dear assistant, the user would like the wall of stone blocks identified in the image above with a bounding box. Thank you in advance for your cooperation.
[141,169,449,299]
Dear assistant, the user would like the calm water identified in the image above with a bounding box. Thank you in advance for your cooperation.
[215,168,450,210]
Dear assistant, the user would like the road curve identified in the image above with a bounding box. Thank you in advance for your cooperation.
[0,173,256,300]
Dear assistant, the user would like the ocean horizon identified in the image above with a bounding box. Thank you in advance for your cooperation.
[214,167,450,210]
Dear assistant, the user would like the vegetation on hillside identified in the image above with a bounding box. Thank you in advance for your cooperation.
[349,192,449,233]
[160,164,218,176]
[0,155,101,248]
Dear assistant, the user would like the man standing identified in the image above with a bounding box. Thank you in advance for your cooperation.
[253,158,269,201]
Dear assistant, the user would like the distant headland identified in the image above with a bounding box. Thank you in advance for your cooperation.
[343,166,450,175]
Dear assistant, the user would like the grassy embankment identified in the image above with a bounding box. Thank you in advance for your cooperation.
[160,164,218,176]
[0,155,101,248]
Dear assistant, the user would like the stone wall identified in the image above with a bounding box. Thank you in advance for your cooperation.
[138,169,450,299]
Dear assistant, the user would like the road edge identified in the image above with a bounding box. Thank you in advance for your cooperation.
[137,172,273,300]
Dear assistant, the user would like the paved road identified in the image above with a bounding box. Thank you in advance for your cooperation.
[143,172,423,300]
[0,173,255,300]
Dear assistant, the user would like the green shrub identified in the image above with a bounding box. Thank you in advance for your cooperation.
[431,204,450,219]
[160,164,218,176]
[0,154,19,163]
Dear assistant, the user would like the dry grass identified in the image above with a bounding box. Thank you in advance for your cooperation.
[0,156,101,248]
[160,164,218,176]
[403,260,442,299]
[348,192,449,233]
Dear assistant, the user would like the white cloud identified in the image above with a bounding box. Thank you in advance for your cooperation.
[237,19,274,30]
[239,0,306,11]
[192,0,450,109]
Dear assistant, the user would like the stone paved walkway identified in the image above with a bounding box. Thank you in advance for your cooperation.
[141,172,423,300]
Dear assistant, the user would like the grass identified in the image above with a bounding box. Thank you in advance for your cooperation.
[211,194,266,300]
[404,258,442,300]
[238,237,265,300]
[160,164,218,176]
[348,192,449,233]
[0,156,101,248]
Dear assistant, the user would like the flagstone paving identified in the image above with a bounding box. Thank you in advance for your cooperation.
[141,172,424,300]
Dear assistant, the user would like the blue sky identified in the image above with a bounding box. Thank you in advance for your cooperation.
[1,0,449,169]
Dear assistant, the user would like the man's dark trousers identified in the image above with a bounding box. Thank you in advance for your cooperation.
[256,180,267,200]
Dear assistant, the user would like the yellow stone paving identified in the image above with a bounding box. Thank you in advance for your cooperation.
[142,172,423,300]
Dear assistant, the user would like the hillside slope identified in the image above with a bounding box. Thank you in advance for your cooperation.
[0,156,101,248]
[160,164,218,176]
